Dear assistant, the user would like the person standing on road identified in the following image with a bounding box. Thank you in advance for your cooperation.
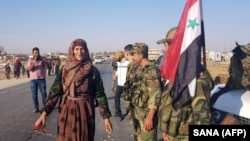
[53,56,61,75]
[34,39,112,141]
[46,57,53,76]
[27,47,50,113]
[13,58,22,79]
[123,46,142,140]
[21,65,26,76]
[129,43,162,141]
[157,27,213,141]
[5,62,11,79]
[111,55,118,93]
[113,48,130,117]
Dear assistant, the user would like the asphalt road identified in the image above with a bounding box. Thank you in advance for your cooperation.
[0,62,163,141]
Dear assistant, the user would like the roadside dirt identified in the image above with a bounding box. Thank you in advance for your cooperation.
[206,61,229,84]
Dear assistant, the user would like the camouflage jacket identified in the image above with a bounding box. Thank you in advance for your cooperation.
[111,58,118,71]
[123,63,142,101]
[158,66,213,136]
[132,62,162,120]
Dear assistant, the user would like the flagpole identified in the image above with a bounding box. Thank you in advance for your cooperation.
[200,0,207,68]
[201,22,207,68]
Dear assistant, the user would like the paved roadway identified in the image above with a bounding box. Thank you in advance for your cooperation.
[0,62,163,141]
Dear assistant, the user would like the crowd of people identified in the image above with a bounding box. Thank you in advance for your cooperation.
[29,26,243,141]
[110,27,250,141]
[2,27,244,141]
[109,27,214,141]
[1,26,247,141]
[4,55,61,80]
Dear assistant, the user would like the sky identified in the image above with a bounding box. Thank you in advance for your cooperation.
[0,0,250,55]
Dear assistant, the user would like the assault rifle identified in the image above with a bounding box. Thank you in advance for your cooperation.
[120,64,143,121]
[120,102,133,121]
[120,85,143,121]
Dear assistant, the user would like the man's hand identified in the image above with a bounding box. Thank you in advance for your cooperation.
[143,117,153,132]
[143,109,156,132]
[162,132,170,141]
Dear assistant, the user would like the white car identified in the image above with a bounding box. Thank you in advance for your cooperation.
[101,58,105,62]
[211,84,250,125]
[94,56,102,64]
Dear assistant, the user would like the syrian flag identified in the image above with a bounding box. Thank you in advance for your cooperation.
[161,0,205,110]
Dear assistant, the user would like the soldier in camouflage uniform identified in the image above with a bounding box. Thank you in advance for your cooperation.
[127,43,162,141]
[123,55,142,141]
[111,54,118,92]
[157,27,213,141]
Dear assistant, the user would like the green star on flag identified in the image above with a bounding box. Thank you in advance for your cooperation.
[187,18,199,30]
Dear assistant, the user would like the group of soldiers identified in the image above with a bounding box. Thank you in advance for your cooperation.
[111,27,214,141]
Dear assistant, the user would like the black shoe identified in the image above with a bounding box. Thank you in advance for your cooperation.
[33,109,39,113]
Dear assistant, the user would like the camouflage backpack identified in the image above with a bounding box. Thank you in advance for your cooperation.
[210,43,248,105]
[239,43,250,90]
[226,42,250,90]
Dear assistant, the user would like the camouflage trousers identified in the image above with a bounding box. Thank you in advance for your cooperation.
[159,107,190,141]
[111,71,117,91]
[125,103,158,141]
[133,119,157,141]
[125,101,137,140]
[166,135,189,141]
[126,106,158,141]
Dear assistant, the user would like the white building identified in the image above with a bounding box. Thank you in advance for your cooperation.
[209,51,222,62]
[148,48,162,61]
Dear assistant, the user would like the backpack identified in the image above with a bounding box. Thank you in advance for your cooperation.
[239,43,250,90]
[210,42,250,105]
[224,42,250,90]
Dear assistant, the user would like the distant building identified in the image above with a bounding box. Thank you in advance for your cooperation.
[209,51,222,62]
[221,52,233,62]
[15,54,28,61]
[148,48,162,61]
[0,45,5,54]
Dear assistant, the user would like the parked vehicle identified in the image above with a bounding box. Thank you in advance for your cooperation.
[101,57,105,62]
[94,56,102,64]
[211,84,250,125]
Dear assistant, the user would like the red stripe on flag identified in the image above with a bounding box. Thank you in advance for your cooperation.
[161,0,198,82]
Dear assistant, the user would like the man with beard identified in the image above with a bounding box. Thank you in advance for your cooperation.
[113,47,130,117]
[27,47,50,113]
